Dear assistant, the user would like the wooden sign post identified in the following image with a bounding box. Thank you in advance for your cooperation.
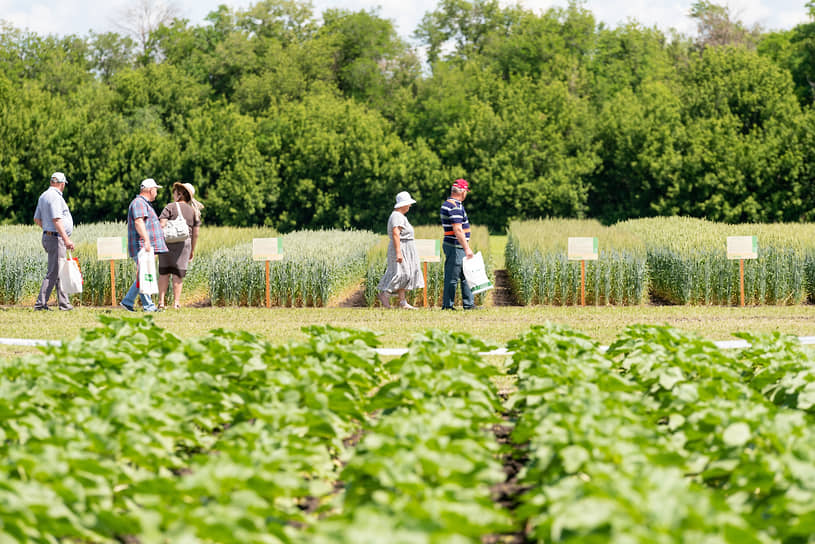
[727,236,758,307]
[252,238,283,308]
[567,237,599,306]
[97,237,128,307]
[415,239,441,307]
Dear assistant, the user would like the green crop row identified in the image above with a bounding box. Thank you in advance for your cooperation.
[208,229,379,307]
[506,323,815,542]
[505,219,648,305]
[506,217,815,305]
[3,317,815,541]
[617,217,815,304]
[0,316,508,542]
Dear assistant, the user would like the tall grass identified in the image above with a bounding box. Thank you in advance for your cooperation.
[0,227,46,304]
[505,219,648,305]
[617,217,813,305]
[209,229,379,307]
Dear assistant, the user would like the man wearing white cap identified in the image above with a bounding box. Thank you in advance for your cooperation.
[120,178,169,312]
[33,172,75,311]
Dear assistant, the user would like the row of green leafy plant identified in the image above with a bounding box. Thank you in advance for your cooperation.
[506,323,815,542]
[4,316,815,541]
[506,217,815,305]
[0,315,510,542]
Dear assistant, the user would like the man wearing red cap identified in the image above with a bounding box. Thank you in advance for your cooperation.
[440,178,476,309]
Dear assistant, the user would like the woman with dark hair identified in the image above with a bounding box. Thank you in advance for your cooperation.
[157,182,203,309]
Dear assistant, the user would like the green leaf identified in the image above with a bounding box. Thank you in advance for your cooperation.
[560,445,590,474]
[722,422,751,447]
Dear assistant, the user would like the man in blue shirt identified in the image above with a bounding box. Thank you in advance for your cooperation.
[440,178,475,310]
[33,172,75,311]
[120,178,169,312]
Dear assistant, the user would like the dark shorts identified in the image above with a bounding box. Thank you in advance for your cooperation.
[159,266,187,279]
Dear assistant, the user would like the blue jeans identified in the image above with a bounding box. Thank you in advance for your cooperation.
[121,256,157,311]
[442,243,474,309]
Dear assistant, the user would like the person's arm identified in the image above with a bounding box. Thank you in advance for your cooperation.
[452,223,473,258]
[34,218,42,228]
[52,217,75,250]
[134,217,152,253]
[158,204,171,228]
[189,225,199,261]
[392,226,402,263]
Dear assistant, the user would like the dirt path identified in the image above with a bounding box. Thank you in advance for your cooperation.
[490,269,519,306]
[334,282,368,307]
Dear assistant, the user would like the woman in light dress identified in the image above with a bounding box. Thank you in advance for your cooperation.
[377,191,425,309]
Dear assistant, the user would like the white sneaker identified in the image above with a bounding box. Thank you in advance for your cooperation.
[399,301,417,309]
[377,291,391,308]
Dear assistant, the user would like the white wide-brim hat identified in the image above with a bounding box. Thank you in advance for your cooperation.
[394,191,416,209]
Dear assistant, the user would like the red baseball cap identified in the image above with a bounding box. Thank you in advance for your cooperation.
[453,178,470,191]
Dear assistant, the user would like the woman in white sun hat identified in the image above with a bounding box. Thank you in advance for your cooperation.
[376,191,425,309]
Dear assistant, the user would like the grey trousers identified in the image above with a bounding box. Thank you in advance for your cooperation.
[35,233,72,310]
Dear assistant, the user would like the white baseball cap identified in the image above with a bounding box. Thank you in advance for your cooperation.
[140,178,161,189]
[51,172,67,184]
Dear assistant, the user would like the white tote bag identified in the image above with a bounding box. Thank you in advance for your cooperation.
[462,251,494,295]
[138,249,159,295]
[60,251,83,295]
[162,202,190,243]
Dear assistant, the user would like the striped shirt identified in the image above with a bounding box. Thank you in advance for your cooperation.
[440,197,470,248]
[127,195,168,258]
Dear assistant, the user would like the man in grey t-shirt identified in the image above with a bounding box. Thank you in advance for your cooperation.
[33,172,75,311]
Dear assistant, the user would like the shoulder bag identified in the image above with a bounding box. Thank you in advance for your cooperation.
[163,202,190,243]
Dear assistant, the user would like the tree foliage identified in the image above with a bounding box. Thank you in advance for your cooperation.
[0,0,814,232]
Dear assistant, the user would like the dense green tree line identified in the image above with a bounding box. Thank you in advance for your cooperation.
[2,0,815,232]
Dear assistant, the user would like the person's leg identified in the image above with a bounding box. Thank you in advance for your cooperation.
[51,238,72,310]
[139,291,157,311]
[121,257,139,310]
[172,276,183,308]
[460,252,475,309]
[398,288,416,309]
[442,244,459,309]
[121,279,139,310]
[35,234,59,309]
[158,273,170,308]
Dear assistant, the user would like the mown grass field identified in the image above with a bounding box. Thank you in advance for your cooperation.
[3,305,815,360]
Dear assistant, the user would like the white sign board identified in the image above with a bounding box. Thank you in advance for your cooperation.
[97,237,128,260]
[252,238,283,261]
[727,236,758,260]
[567,237,599,261]
[415,239,441,263]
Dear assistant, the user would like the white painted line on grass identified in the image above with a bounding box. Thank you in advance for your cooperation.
[0,338,60,347]
[2,337,814,354]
